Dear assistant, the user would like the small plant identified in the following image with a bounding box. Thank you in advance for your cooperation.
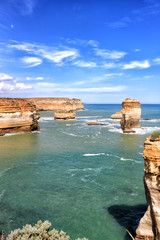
[151,132,160,141]
[6,220,88,240]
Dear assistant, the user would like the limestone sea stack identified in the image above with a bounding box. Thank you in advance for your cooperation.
[0,98,40,136]
[120,98,141,133]
[135,132,160,240]
[28,98,84,111]
[54,110,76,120]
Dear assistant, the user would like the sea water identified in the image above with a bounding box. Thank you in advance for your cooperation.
[0,104,160,240]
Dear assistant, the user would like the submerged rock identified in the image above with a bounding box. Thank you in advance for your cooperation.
[87,122,101,125]
[120,98,141,133]
[54,110,76,120]
[0,98,40,136]
[135,133,160,240]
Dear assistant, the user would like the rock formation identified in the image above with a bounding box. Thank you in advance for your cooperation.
[87,122,101,125]
[28,98,84,111]
[120,98,141,133]
[111,111,122,119]
[135,132,160,240]
[54,110,76,120]
[0,98,40,136]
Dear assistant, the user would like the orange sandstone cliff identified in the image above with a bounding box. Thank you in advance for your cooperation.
[0,98,40,136]
[120,98,141,133]
[28,98,84,111]
[54,110,76,120]
[135,133,160,240]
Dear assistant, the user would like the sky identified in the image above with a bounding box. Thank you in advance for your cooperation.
[0,0,160,103]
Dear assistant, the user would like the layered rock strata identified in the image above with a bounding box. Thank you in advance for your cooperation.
[120,98,141,133]
[0,98,40,136]
[135,133,160,240]
[54,111,76,120]
[111,111,122,119]
[28,98,84,111]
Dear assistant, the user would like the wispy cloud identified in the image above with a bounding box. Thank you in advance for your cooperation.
[108,17,132,29]
[22,56,42,67]
[9,41,79,66]
[0,73,13,81]
[95,48,127,59]
[153,58,160,64]
[10,0,36,15]
[91,73,123,83]
[26,77,44,81]
[123,60,150,69]
[73,60,97,68]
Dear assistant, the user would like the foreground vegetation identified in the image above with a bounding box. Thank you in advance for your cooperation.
[1,221,87,240]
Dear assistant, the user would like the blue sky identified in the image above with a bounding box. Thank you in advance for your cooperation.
[0,0,160,103]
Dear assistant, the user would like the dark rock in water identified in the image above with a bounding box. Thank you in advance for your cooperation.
[107,204,147,240]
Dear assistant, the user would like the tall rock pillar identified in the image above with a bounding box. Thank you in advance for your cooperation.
[120,98,141,133]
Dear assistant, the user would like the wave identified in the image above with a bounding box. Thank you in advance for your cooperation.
[4,131,39,137]
[0,190,5,200]
[141,118,160,123]
[39,117,54,122]
[76,116,100,119]
[120,157,142,164]
[83,153,105,157]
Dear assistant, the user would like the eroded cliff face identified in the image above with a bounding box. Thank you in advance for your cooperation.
[120,98,141,133]
[135,133,160,240]
[28,98,84,111]
[0,98,40,136]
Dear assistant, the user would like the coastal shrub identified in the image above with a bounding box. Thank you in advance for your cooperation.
[6,220,88,240]
[151,132,160,141]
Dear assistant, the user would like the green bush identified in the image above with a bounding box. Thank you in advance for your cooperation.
[151,132,160,141]
[6,221,88,240]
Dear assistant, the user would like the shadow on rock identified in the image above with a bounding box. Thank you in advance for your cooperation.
[107,204,147,240]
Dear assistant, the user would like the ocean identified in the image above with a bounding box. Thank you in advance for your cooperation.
[0,104,160,240]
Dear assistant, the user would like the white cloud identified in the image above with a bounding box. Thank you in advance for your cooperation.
[9,42,79,65]
[153,58,160,64]
[22,56,42,67]
[15,83,32,89]
[26,76,44,81]
[102,62,118,69]
[95,48,127,59]
[123,60,150,69]
[0,73,13,81]
[0,82,14,91]
[74,60,97,68]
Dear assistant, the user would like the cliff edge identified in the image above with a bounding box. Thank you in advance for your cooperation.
[135,132,160,240]
[0,98,40,136]
[28,98,84,111]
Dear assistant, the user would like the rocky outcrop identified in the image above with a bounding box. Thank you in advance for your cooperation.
[120,98,141,133]
[111,111,122,119]
[28,98,84,111]
[135,133,160,240]
[54,111,76,120]
[0,98,40,136]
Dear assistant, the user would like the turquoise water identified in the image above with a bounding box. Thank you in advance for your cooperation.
[0,104,160,240]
